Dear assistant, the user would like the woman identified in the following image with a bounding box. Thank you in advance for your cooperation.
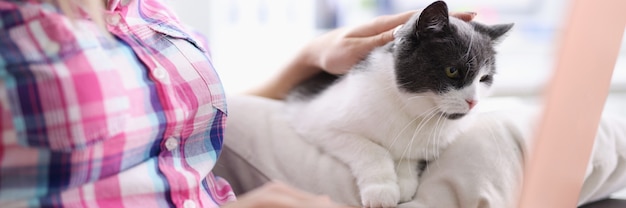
[0,0,475,207]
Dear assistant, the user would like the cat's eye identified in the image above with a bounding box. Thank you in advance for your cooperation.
[480,75,492,82]
[445,67,459,79]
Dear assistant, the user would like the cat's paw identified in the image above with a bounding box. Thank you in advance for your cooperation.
[397,177,418,202]
[360,183,400,208]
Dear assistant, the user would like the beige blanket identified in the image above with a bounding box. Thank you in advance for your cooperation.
[214,95,626,207]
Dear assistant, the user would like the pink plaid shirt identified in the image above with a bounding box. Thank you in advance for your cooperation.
[0,0,236,207]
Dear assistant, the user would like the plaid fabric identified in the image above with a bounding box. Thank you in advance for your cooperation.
[0,0,235,207]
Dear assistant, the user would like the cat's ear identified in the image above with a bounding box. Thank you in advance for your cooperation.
[487,23,514,42]
[416,1,450,37]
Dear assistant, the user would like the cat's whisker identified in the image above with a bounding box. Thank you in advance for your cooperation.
[464,55,477,81]
[392,107,436,176]
[394,81,426,91]
[405,107,440,165]
[377,84,397,92]
[407,95,428,101]
[370,82,402,94]
[389,104,438,147]
[429,114,446,169]
[435,115,448,161]
[357,83,397,98]
[464,30,475,59]
[400,132,416,175]
[385,91,428,147]
[483,114,504,167]
[419,112,436,161]
[395,108,436,167]
[388,103,439,150]
[393,107,439,162]
[399,107,440,176]
[428,111,445,166]
[389,109,430,150]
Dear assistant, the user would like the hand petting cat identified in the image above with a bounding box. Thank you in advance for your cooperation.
[247,10,475,100]
[306,10,476,75]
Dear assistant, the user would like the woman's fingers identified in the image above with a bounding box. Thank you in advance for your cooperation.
[222,181,354,208]
[347,10,477,50]
[268,181,318,200]
[346,10,476,38]
[451,12,477,22]
[345,10,417,37]
[359,28,396,51]
[355,11,478,50]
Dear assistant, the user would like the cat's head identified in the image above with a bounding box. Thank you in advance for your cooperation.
[392,1,513,120]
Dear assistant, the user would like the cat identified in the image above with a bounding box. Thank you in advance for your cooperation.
[286,1,513,207]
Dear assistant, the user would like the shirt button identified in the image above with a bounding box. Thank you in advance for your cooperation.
[164,137,179,151]
[183,200,196,208]
[153,67,168,80]
[106,14,121,26]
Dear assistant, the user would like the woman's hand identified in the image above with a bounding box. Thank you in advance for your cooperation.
[306,11,476,75]
[247,11,475,99]
[222,181,353,208]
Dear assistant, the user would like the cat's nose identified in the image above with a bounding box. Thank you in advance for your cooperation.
[466,99,477,110]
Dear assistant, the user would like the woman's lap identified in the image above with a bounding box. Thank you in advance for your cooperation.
[215,95,626,207]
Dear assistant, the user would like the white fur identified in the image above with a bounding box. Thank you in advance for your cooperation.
[289,46,491,207]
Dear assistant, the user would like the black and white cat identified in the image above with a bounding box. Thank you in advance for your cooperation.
[287,1,513,207]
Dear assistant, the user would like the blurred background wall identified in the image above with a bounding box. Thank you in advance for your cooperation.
[169,0,626,118]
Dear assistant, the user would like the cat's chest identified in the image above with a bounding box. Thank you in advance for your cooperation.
[377,117,456,161]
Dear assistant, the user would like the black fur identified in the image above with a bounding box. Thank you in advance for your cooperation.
[393,1,512,95]
[289,71,341,101]
[289,1,513,101]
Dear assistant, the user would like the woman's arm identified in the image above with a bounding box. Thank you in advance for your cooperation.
[246,11,476,99]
